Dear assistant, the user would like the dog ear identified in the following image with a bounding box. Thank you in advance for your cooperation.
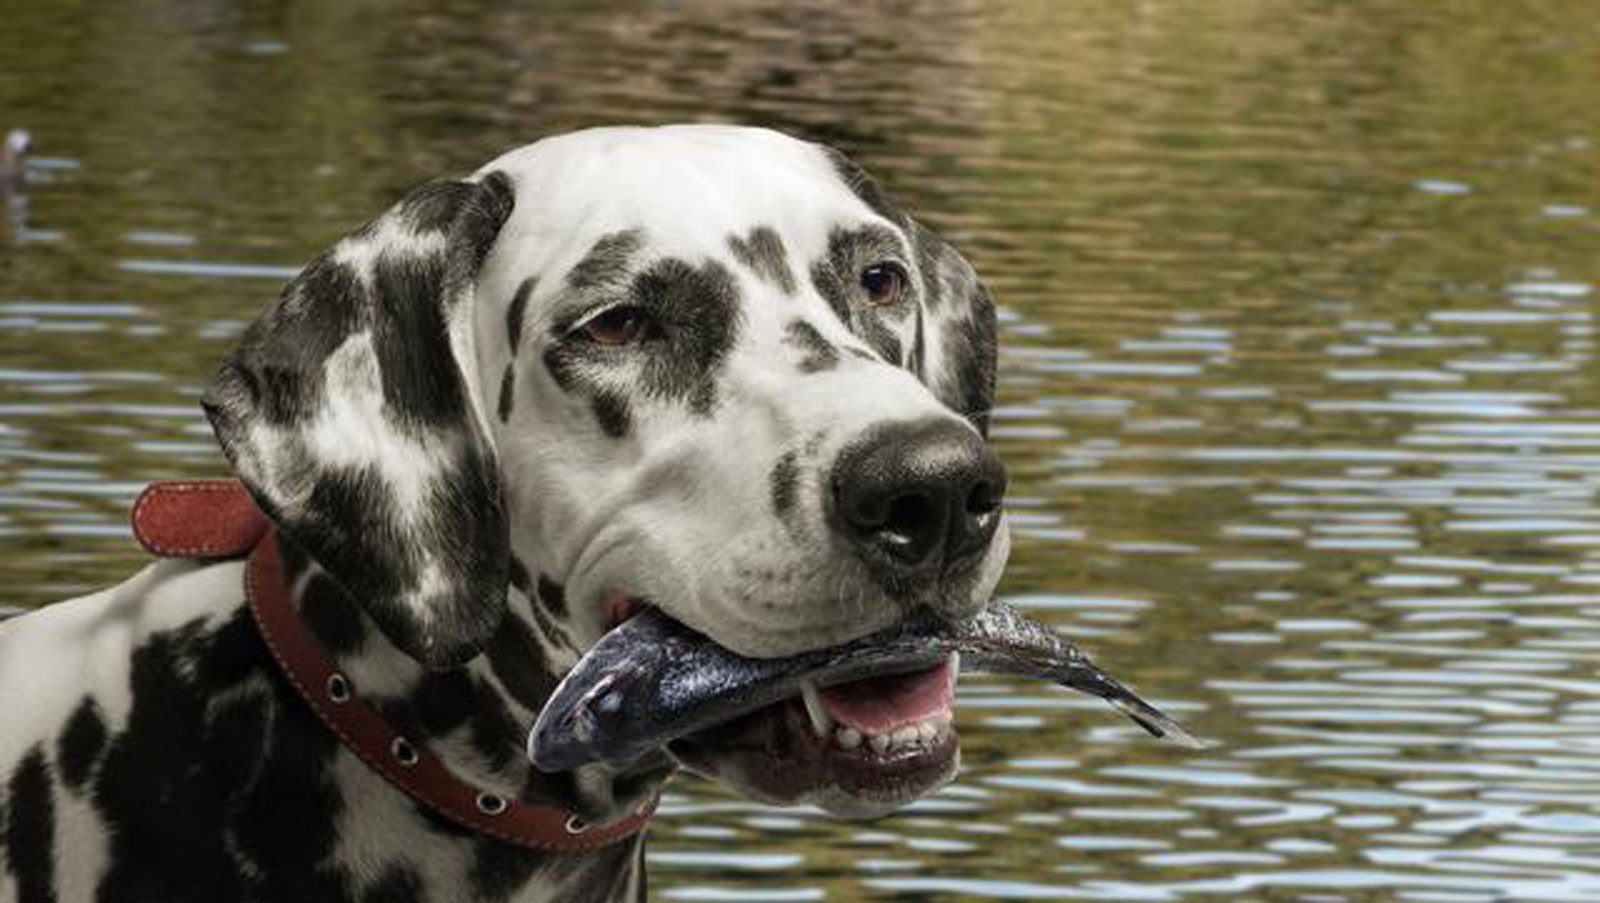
[906,220,998,437]
[202,172,517,670]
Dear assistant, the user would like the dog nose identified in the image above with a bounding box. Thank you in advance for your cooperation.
[831,419,1007,575]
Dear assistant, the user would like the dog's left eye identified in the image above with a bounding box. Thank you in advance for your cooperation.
[576,305,652,346]
[860,263,908,307]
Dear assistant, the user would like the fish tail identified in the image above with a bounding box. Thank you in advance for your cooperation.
[1103,691,1209,749]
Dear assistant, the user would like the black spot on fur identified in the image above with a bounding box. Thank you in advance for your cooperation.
[909,304,928,377]
[371,251,465,428]
[909,220,949,313]
[508,575,577,656]
[505,277,535,355]
[362,866,423,903]
[455,171,517,279]
[229,709,350,902]
[202,599,280,688]
[810,257,852,327]
[727,226,796,294]
[396,180,477,234]
[823,146,907,226]
[402,671,478,738]
[277,536,314,582]
[469,838,544,901]
[202,694,273,803]
[861,317,903,365]
[299,572,368,656]
[567,230,644,291]
[497,364,515,423]
[944,295,997,436]
[545,255,738,429]
[296,466,409,611]
[508,556,534,595]
[89,613,349,901]
[770,451,800,518]
[541,344,577,392]
[783,320,838,374]
[593,392,631,439]
[57,698,108,792]
[467,691,525,773]
[483,613,560,715]
[6,748,55,903]
[536,575,568,618]
[630,257,742,414]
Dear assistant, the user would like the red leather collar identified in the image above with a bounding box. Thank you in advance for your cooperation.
[131,480,655,853]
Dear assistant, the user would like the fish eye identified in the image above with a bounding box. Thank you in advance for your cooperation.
[859,263,908,307]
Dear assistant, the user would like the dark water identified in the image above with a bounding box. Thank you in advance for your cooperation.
[5,1,1600,899]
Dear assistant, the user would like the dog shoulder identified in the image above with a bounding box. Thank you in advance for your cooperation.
[0,558,287,901]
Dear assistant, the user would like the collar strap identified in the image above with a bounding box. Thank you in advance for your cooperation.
[131,480,656,853]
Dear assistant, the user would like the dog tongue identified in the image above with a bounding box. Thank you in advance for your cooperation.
[820,661,953,733]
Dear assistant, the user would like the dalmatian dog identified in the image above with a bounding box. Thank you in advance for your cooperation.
[0,125,1007,903]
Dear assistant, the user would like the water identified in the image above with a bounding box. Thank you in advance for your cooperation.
[4,1,1600,899]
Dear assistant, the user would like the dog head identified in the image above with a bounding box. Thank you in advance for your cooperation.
[204,125,1007,818]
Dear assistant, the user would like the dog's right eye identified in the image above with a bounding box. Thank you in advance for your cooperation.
[576,305,652,346]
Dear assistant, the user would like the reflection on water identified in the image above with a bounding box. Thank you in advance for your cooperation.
[4,0,1600,899]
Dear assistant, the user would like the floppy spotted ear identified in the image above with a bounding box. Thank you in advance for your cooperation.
[202,172,517,670]
[825,147,998,436]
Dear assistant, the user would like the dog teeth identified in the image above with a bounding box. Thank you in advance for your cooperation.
[820,656,964,754]
[800,678,834,738]
[834,715,952,753]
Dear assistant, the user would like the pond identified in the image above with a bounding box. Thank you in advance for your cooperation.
[3,1,1600,900]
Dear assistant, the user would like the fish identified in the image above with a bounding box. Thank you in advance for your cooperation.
[528,600,1204,772]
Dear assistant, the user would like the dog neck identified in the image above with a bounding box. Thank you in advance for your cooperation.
[275,536,676,825]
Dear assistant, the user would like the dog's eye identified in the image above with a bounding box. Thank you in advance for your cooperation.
[577,305,652,346]
[860,263,908,307]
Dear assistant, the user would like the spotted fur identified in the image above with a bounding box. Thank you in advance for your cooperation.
[727,227,796,295]
[0,125,1007,903]
[782,320,839,374]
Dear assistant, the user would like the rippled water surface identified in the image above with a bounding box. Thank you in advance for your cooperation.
[5,1,1600,900]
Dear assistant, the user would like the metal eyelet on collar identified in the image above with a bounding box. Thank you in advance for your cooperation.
[564,814,590,834]
[326,673,351,703]
[390,736,419,767]
[476,792,508,816]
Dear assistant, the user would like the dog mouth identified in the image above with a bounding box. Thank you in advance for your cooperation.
[666,656,963,816]
[528,600,1200,816]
